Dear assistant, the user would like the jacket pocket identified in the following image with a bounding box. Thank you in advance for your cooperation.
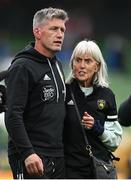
[42,156,55,176]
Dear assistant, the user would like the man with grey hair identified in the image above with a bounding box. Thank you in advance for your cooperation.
[5,7,69,179]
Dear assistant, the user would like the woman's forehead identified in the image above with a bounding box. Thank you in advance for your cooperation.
[74,52,92,58]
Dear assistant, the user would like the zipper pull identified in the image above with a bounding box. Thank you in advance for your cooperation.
[102,164,110,173]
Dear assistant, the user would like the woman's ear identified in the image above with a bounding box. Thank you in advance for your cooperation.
[95,63,100,72]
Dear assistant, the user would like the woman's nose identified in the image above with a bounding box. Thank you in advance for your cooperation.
[80,60,85,68]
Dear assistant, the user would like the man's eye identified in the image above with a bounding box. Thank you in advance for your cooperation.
[51,27,57,31]
[61,28,65,33]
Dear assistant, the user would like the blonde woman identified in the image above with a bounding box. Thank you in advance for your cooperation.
[64,40,122,179]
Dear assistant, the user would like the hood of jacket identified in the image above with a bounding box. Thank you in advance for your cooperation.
[12,42,57,65]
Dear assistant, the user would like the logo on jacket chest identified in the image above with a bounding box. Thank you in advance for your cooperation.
[41,85,55,102]
[97,99,106,110]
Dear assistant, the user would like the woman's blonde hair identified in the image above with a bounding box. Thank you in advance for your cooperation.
[66,40,109,87]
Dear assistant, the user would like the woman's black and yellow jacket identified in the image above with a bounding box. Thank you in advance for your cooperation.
[64,79,118,169]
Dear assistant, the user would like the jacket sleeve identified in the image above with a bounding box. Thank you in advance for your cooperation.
[99,121,122,152]
[0,84,6,112]
[99,91,123,152]
[118,95,131,126]
[5,64,35,160]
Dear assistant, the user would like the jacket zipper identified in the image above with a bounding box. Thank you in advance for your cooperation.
[47,58,59,102]
[56,62,66,101]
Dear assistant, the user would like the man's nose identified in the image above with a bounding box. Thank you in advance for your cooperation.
[57,29,63,37]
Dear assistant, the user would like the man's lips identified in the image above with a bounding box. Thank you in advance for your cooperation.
[54,41,62,46]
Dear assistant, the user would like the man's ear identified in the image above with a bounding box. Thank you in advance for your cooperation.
[33,28,41,39]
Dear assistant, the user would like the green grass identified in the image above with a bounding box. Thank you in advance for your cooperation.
[109,71,131,107]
